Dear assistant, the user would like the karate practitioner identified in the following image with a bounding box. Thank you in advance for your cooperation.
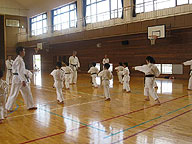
[61,62,73,89]
[6,46,37,111]
[5,56,14,85]
[98,63,113,101]
[0,70,8,124]
[115,62,124,84]
[183,59,192,90]
[69,51,80,84]
[88,62,99,88]
[133,56,161,105]
[50,62,65,104]
[122,62,131,93]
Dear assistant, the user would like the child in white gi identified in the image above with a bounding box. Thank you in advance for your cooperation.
[122,62,131,93]
[61,62,73,89]
[183,59,192,90]
[98,63,113,101]
[133,56,161,105]
[50,62,65,104]
[115,62,124,84]
[88,62,99,88]
[0,70,8,124]
[5,56,14,85]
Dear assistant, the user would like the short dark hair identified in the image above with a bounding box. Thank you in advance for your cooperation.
[0,70,3,78]
[92,62,96,67]
[104,63,110,69]
[119,62,123,66]
[123,62,128,67]
[56,62,62,68]
[146,56,156,64]
[16,46,24,55]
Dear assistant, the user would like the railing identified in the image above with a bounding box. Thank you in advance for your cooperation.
[17,1,192,42]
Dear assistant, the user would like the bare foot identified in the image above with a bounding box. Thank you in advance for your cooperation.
[126,91,131,93]
[7,110,13,112]
[28,107,37,110]
[154,86,158,89]
[145,98,150,101]
[58,101,64,104]
[187,89,192,91]
[0,120,3,124]
[155,102,161,106]
[105,98,111,101]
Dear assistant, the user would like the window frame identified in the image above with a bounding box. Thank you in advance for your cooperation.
[85,0,123,24]
[30,13,48,36]
[52,2,77,32]
[136,0,191,14]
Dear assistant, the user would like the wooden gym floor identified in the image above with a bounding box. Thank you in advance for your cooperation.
[0,72,192,144]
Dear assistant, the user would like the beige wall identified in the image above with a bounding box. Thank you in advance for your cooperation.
[0,0,28,16]
[23,1,192,42]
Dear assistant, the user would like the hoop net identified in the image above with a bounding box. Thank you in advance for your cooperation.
[149,35,158,45]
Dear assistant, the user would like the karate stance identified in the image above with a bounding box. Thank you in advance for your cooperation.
[122,62,131,93]
[6,46,37,111]
[62,62,73,89]
[115,62,124,84]
[69,51,80,84]
[5,56,13,85]
[98,63,113,101]
[51,62,65,104]
[133,56,161,105]
[88,62,99,88]
[0,70,8,124]
[183,59,192,90]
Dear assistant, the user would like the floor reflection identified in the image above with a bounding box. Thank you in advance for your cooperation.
[33,71,42,86]
[96,77,113,88]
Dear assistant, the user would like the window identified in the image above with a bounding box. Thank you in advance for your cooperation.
[136,0,192,14]
[86,0,123,24]
[162,64,172,74]
[30,13,47,36]
[155,64,161,73]
[177,0,188,5]
[52,2,77,31]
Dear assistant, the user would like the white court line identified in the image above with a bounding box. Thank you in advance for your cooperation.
[36,85,104,98]
[7,99,104,119]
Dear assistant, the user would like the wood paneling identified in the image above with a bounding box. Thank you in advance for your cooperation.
[0,15,5,70]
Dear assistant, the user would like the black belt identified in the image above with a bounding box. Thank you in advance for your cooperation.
[145,75,155,77]
[13,73,18,75]
[8,69,12,70]
[91,73,97,75]
[71,64,77,67]
[189,69,192,75]
[65,73,70,74]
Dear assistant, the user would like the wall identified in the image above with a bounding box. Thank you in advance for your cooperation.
[5,15,28,57]
[0,15,5,70]
[0,0,28,16]
[23,1,192,42]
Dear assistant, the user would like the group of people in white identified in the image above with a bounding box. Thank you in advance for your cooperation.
[0,46,192,124]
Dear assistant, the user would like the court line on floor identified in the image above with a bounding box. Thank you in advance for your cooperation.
[104,103,192,139]
[19,94,189,144]
[7,99,104,119]
[98,94,189,123]
[111,108,192,144]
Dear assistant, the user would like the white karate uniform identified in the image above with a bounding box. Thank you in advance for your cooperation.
[69,56,80,84]
[183,60,192,90]
[88,66,99,87]
[6,55,35,110]
[61,66,73,89]
[0,79,8,120]
[135,63,160,100]
[98,70,113,99]
[115,66,124,83]
[50,69,65,102]
[123,67,131,92]
[5,59,13,84]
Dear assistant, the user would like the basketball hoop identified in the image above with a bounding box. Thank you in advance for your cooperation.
[149,35,158,45]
